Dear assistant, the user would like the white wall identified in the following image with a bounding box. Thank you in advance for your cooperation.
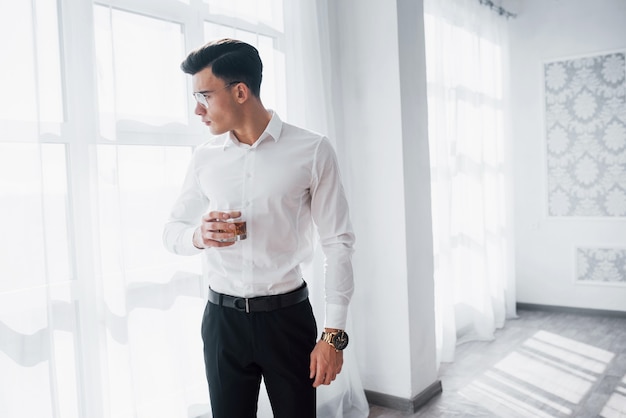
[510,0,626,311]
[328,0,439,401]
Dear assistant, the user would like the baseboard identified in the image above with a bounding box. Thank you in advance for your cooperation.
[365,380,442,413]
[517,302,626,318]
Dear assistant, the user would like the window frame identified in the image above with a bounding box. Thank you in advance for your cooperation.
[0,0,288,416]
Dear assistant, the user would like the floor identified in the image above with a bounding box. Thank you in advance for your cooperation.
[368,309,626,418]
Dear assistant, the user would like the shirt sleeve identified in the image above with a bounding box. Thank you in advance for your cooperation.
[162,149,209,256]
[310,137,355,330]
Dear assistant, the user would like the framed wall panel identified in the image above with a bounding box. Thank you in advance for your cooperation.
[575,247,626,286]
[544,51,626,217]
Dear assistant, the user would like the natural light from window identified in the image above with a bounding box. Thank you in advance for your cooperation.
[94,6,188,129]
[460,330,618,417]
[0,0,63,124]
[0,1,287,417]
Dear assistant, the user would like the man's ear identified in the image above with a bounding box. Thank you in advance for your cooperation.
[234,83,249,103]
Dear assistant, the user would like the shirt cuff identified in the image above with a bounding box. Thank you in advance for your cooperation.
[179,227,204,255]
[324,303,348,330]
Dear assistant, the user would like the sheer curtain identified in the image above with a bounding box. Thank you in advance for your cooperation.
[0,1,215,416]
[0,1,83,417]
[283,1,369,417]
[0,0,367,417]
[423,0,517,365]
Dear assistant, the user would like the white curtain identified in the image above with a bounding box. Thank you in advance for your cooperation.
[282,1,369,417]
[0,1,86,417]
[0,1,212,416]
[0,0,367,417]
[423,0,517,365]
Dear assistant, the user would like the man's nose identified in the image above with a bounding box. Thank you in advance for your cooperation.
[194,102,206,116]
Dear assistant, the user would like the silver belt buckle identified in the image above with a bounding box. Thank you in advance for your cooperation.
[233,297,250,313]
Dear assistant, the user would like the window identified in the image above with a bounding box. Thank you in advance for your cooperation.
[0,1,286,417]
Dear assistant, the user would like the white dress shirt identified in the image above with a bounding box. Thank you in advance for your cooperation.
[163,112,355,329]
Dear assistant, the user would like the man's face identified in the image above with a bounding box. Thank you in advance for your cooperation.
[192,67,238,135]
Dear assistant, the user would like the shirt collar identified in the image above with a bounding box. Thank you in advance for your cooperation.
[223,110,283,150]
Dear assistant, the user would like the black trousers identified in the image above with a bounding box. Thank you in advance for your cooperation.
[201,296,317,418]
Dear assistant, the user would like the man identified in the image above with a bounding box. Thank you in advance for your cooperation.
[162,38,355,418]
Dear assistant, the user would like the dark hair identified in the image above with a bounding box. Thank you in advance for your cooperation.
[181,38,263,98]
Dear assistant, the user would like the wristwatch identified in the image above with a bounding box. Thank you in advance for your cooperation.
[321,330,349,351]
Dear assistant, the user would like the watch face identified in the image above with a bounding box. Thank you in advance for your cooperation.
[332,331,349,350]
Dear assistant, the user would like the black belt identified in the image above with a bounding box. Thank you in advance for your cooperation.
[208,282,308,313]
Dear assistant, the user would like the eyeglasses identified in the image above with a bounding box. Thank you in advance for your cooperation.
[193,81,242,108]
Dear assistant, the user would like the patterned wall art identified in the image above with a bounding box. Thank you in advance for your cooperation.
[576,247,626,285]
[544,51,626,217]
